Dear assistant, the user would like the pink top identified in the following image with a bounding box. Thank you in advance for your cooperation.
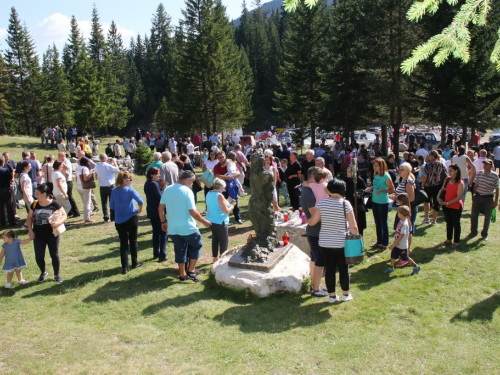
[309,182,329,203]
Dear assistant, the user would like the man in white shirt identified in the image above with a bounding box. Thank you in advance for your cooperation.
[186,138,195,165]
[493,144,500,173]
[168,138,177,153]
[232,133,240,145]
[123,137,130,156]
[315,157,333,181]
[473,149,488,174]
[58,152,80,217]
[415,143,429,159]
[95,153,120,222]
[159,151,179,190]
[114,140,122,159]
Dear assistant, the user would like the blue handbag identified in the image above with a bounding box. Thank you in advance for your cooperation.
[343,199,364,265]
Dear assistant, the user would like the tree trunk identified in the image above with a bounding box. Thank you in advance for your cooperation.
[441,122,446,149]
[381,125,388,156]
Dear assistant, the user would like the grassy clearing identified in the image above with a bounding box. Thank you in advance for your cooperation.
[0,137,500,374]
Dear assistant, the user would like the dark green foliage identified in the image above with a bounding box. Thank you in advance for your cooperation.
[134,144,154,174]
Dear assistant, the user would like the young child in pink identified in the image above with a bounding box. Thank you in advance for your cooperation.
[303,169,329,204]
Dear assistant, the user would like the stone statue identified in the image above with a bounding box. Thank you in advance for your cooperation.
[241,151,278,263]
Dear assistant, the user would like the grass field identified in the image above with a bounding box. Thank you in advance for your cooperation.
[0,136,499,374]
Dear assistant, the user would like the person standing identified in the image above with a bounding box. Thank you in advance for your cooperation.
[213,151,242,224]
[159,151,179,190]
[95,154,120,222]
[26,184,67,283]
[51,161,71,214]
[438,164,464,247]
[300,150,316,181]
[306,179,358,303]
[15,151,40,200]
[0,157,16,226]
[144,167,168,262]
[159,170,211,281]
[468,159,499,240]
[493,142,500,174]
[58,152,80,218]
[206,178,236,262]
[234,144,250,195]
[300,167,328,298]
[186,138,195,165]
[451,146,475,205]
[110,171,144,274]
[421,150,447,224]
[285,151,302,210]
[113,140,122,159]
[364,158,395,250]
[77,151,99,213]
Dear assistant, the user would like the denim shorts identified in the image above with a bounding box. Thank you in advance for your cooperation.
[307,235,326,267]
[391,247,409,261]
[170,231,203,264]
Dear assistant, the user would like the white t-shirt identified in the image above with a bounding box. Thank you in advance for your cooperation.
[52,171,67,196]
[57,143,66,152]
[20,173,33,203]
[227,161,237,175]
[211,145,219,153]
[187,143,195,154]
[75,165,90,189]
[62,158,73,181]
[204,159,219,171]
[232,135,240,144]
[415,148,429,159]
[114,143,121,157]
[68,142,76,153]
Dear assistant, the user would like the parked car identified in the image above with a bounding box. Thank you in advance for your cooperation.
[240,135,256,147]
[354,132,377,147]
[489,129,500,142]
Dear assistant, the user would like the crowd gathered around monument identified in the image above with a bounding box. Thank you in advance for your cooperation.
[0,126,498,303]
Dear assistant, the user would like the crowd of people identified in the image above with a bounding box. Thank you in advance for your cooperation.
[0,130,498,303]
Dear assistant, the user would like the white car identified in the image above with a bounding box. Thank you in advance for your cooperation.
[354,132,377,147]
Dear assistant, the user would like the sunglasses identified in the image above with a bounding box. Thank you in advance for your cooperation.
[125,178,133,182]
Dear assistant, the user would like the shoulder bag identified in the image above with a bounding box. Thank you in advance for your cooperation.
[199,168,214,188]
[343,199,364,265]
[81,168,96,189]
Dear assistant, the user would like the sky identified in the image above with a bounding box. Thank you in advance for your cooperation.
[0,0,246,57]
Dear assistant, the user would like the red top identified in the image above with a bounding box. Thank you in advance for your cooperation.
[444,179,463,209]
[213,162,228,177]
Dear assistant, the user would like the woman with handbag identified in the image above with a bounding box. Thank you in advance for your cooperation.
[26,184,67,283]
[110,171,144,274]
[364,158,395,250]
[437,164,464,248]
[307,178,359,303]
[75,157,95,223]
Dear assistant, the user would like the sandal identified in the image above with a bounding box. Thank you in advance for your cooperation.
[186,272,201,282]
[377,245,387,250]
[442,240,452,246]
[370,243,380,249]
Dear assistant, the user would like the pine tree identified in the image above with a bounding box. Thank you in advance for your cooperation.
[72,46,107,136]
[0,55,10,134]
[88,5,107,75]
[170,0,252,135]
[63,16,85,84]
[275,0,327,143]
[144,3,173,115]
[41,44,73,128]
[4,7,42,135]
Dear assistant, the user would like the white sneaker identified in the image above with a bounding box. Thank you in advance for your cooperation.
[5,282,12,289]
[342,294,353,302]
[329,295,340,303]
[19,279,27,285]
[422,218,430,224]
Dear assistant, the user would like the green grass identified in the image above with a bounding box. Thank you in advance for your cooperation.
[1,136,500,374]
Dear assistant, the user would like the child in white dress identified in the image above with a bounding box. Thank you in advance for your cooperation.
[226,152,244,194]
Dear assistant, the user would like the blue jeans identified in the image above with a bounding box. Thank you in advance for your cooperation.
[372,202,390,246]
[150,216,167,260]
[170,231,203,264]
[462,178,469,205]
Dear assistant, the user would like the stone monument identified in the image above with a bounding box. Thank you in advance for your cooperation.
[212,151,310,297]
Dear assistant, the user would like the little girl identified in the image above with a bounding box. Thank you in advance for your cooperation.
[0,230,30,288]
[226,151,245,195]
[302,168,329,204]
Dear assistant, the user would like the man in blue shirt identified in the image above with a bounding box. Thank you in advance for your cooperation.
[159,170,211,282]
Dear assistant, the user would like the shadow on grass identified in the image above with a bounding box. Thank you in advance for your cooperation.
[82,268,173,303]
[351,259,394,290]
[22,267,118,298]
[450,294,500,322]
[142,274,331,333]
[407,245,450,265]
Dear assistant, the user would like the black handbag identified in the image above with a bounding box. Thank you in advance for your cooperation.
[412,185,428,207]
[365,194,373,210]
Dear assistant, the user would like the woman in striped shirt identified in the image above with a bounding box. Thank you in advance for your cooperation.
[307,178,359,303]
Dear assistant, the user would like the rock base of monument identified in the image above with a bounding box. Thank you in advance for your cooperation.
[228,243,291,272]
[212,244,310,298]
